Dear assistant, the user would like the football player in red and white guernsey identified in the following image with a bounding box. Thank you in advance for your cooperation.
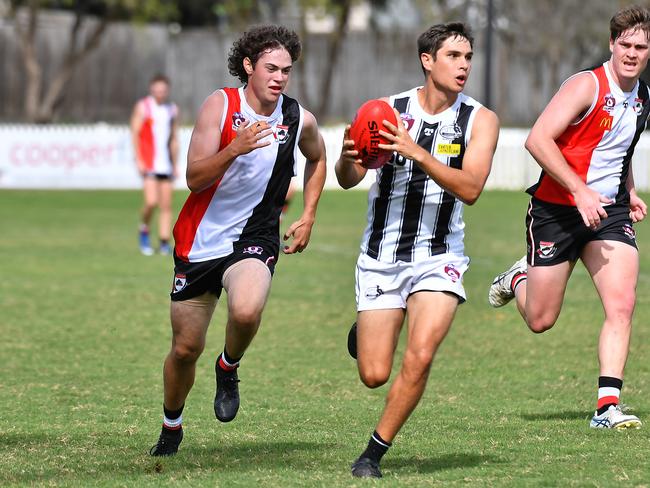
[489,5,650,430]
[130,74,179,256]
[149,25,326,456]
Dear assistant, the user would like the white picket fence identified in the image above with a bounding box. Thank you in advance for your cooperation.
[2,124,650,191]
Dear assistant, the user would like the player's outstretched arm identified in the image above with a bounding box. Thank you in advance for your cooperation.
[335,125,367,189]
[283,110,327,254]
[525,73,611,229]
[186,91,272,193]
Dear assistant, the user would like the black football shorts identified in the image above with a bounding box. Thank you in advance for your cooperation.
[170,241,278,301]
[525,197,637,266]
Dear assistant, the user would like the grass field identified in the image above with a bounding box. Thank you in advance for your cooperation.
[2,189,650,487]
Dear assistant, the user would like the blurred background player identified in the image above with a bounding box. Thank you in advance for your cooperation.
[335,22,499,478]
[149,25,327,456]
[130,74,179,255]
[489,5,650,430]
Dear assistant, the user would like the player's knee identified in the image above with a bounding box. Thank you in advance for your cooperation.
[171,341,203,364]
[229,304,262,329]
[359,365,390,388]
[526,316,555,334]
[402,348,434,380]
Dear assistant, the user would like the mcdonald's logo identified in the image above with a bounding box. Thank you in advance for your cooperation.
[599,116,612,130]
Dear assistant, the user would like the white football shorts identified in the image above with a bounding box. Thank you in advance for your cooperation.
[355,252,469,311]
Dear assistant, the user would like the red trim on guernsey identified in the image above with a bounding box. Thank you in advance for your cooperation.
[597,395,620,409]
[173,88,241,261]
[138,117,155,171]
[534,65,609,206]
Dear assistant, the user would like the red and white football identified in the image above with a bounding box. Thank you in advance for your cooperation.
[349,99,398,169]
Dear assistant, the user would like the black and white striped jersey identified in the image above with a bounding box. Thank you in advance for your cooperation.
[360,87,483,263]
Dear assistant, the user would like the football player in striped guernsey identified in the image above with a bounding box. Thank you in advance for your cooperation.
[149,25,327,456]
[489,5,650,430]
[336,22,499,478]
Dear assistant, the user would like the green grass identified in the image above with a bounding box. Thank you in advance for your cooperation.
[1,189,650,487]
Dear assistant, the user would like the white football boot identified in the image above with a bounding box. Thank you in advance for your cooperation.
[590,405,642,430]
[488,256,527,308]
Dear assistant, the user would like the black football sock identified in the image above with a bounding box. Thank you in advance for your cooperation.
[359,431,391,464]
[219,348,242,371]
[162,404,184,432]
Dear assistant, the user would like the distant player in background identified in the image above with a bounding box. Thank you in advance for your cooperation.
[130,74,179,256]
[489,5,650,429]
[335,23,499,478]
[149,25,327,456]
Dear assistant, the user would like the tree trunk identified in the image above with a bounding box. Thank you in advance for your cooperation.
[316,0,352,120]
[14,1,42,122]
[13,3,109,123]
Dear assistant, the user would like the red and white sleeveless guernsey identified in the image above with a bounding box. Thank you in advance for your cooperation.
[173,87,304,263]
[137,96,178,175]
[529,61,650,206]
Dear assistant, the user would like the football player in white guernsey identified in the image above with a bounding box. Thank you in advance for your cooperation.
[130,74,179,256]
[150,26,327,456]
[336,23,499,478]
[489,5,650,430]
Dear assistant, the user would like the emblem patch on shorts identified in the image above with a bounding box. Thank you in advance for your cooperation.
[365,285,384,299]
[623,224,636,240]
[243,246,263,255]
[444,264,461,283]
[537,241,557,259]
[172,273,187,293]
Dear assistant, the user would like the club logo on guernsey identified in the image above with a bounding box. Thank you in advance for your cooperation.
[633,98,644,115]
[275,125,290,144]
[603,94,616,113]
[400,113,415,131]
[439,123,463,140]
[444,264,460,283]
[243,246,263,255]
[537,241,557,259]
[173,273,187,293]
[232,112,246,130]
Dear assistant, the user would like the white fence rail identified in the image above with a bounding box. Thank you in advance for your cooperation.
[2,125,650,191]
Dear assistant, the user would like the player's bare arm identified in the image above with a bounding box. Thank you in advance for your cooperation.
[379,106,499,205]
[130,102,146,176]
[525,73,611,229]
[335,124,367,189]
[283,109,327,254]
[626,170,648,223]
[186,91,273,193]
[170,113,180,178]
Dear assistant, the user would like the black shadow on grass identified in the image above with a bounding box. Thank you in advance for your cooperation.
[186,440,329,471]
[520,410,592,421]
[385,452,500,474]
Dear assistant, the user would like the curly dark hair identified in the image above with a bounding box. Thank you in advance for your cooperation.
[228,25,302,84]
